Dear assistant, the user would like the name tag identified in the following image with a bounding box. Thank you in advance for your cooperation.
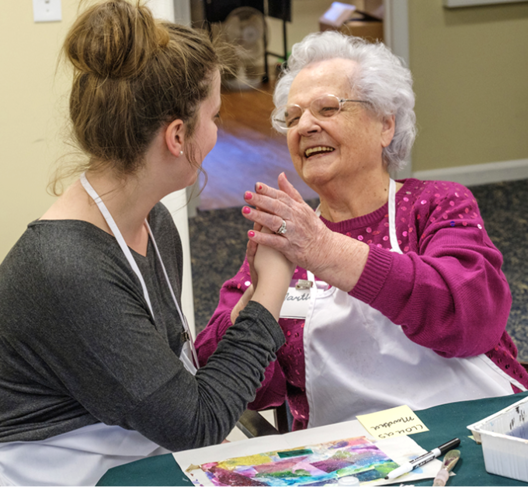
[279,287,311,319]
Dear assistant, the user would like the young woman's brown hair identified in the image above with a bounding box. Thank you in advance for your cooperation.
[54,0,220,192]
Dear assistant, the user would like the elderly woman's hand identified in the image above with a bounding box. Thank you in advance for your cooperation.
[242,173,370,292]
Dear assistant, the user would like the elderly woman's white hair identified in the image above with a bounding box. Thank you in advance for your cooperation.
[272,31,416,172]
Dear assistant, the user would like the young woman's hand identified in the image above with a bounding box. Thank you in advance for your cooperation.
[251,226,295,321]
[230,284,254,325]
[246,222,262,289]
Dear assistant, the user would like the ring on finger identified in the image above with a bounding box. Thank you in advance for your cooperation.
[276,219,287,235]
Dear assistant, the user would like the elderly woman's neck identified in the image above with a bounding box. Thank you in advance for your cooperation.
[318,172,398,223]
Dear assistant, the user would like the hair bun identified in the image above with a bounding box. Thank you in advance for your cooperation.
[64,0,169,79]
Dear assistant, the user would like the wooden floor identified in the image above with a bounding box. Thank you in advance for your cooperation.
[197,82,317,210]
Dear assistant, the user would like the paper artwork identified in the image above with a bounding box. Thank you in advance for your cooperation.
[196,436,398,486]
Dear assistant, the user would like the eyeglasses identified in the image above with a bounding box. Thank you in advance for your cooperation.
[273,94,370,130]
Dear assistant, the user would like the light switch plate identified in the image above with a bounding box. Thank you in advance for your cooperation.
[33,0,62,23]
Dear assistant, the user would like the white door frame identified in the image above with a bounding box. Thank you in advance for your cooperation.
[147,0,191,25]
[384,0,412,179]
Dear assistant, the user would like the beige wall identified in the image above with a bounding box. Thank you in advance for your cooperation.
[0,1,78,262]
[409,0,528,171]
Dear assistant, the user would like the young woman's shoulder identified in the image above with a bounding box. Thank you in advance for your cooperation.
[0,220,132,307]
[149,201,178,234]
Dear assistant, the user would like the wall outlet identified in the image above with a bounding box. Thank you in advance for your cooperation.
[33,0,62,23]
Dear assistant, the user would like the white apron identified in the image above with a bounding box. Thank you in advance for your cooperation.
[287,179,525,429]
[0,175,197,486]
[0,424,168,486]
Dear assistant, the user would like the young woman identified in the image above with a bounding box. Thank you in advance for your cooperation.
[0,1,292,485]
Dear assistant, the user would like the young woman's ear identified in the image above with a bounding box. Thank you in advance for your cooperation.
[164,119,185,157]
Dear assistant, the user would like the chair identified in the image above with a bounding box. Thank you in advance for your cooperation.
[273,402,291,434]
[236,402,292,438]
[236,409,279,437]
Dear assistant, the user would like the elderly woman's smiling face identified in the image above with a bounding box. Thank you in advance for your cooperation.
[286,58,394,193]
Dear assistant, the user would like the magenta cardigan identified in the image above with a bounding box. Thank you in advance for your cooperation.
[195,179,528,430]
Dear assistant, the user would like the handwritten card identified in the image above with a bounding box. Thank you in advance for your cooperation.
[357,405,429,440]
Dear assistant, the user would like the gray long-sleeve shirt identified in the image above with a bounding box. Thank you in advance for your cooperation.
[0,203,284,451]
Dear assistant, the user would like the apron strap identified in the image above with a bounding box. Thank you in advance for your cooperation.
[80,174,156,318]
[80,173,198,373]
[146,220,199,369]
[388,178,403,254]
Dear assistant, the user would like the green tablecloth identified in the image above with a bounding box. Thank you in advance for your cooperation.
[97,391,528,486]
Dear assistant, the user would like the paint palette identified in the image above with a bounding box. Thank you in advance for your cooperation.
[467,395,528,483]
[198,436,398,486]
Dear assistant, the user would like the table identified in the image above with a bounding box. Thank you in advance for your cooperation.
[97,391,528,486]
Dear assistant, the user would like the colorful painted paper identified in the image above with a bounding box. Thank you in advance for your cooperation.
[198,436,398,486]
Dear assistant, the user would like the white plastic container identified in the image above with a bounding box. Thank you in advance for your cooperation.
[467,396,528,483]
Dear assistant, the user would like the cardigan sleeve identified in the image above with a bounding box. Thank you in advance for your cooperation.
[195,261,287,411]
[351,186,511,359]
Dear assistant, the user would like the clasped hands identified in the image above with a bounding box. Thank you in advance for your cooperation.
[230,173,332,324]
[243,172,333,277]
[242,173,369,300]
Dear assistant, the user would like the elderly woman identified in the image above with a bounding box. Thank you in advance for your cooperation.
[195,31,528,431]
[0,2,294,484]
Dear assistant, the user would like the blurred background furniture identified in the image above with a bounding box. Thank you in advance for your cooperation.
[196,0,291,83]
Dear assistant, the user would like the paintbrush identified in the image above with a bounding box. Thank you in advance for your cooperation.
[432,449,460,486]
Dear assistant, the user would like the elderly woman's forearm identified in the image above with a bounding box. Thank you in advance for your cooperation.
[309,232,370,292]
[352,242,511,358]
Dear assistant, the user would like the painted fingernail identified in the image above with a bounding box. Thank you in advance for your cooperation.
[243,206,251,214]
[248,230,255,238]
[244,191,252,200]
[255,183,263,191]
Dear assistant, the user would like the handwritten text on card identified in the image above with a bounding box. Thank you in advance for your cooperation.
[357,405,429,440]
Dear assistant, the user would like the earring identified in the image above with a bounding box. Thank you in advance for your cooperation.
[180,150,183,156]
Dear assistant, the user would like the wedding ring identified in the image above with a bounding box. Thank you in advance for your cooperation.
[276,219,287,235]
